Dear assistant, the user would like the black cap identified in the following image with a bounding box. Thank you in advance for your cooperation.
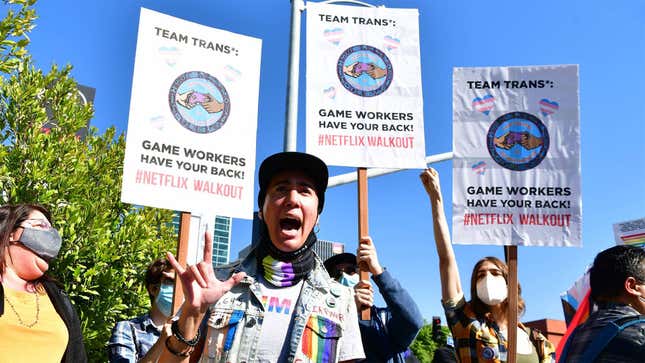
[258,152,328,213]
[323,252,357,276]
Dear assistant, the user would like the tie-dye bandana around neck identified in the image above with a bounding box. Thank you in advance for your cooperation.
[262,255,298,287]
[257,223,317,287]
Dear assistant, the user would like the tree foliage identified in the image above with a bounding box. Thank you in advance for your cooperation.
[0,0,36,73]
[410,321,452,363]
[0,1,176,360]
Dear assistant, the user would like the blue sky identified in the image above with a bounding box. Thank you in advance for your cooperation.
[26,0,644,323]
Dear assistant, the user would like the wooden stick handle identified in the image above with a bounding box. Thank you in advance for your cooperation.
[172,211,191,316]
[357,168,370,321]
[505,245,518,363]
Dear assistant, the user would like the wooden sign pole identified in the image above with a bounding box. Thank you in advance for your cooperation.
[172,211,191,315]
[504,245,518,363]
[357,167,370,320]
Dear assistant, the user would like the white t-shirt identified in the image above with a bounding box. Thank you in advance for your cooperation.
[500,327,533,354]
[255,276,365,362]
[256,277,304,361]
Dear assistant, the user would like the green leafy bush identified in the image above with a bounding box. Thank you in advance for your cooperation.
[410,321,452,362]
[0,1,176,360]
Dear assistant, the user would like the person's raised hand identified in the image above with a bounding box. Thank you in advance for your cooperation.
[420,168,443,203]
[353,280,374,310]
[167,232,245,314]
[357,236,383,276]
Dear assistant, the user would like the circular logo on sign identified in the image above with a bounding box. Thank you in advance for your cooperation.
[481,347,496,360]
[169,71,230,134]
[486,111,549,171]
[336,45,393,97]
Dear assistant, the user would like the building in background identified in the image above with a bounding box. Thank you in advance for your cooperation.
[211,215,232,266]
[171,212,232,267]
[42,84,96,139]
[523,319,567,347]
[237,212,262,260]
[313,240,344,262]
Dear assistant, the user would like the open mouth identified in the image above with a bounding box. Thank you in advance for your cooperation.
[280,217,302,231]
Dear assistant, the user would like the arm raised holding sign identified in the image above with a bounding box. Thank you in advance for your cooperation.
[420,168,462,303]
[420,168,556,363]
[159,232,246,363]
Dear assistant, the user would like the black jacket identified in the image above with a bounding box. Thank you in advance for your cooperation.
[0,280,87,362]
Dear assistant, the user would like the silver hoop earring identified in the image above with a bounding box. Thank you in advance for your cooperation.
[314,223,320,234]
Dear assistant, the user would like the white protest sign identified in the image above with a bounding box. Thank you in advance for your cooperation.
[453,65,581,246]
[121,8,261,219]
[185,211,211,265]
[306,3,425,169]
[613,217,645,247]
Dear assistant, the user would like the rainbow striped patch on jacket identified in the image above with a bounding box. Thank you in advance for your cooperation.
[301,314,341,362]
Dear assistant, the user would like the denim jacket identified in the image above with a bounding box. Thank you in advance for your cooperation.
[200,249,364,362]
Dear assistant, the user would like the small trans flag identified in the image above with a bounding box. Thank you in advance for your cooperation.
[383,35,400,51]
[539,98,559,116]
[472,161,486,175]
[323,86,336,100]
[472,94,495,115]
[223,65,242,82]
[324,28,344,45]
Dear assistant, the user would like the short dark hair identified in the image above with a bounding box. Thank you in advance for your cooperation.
[145,258,173,300]
[590,245,645,302]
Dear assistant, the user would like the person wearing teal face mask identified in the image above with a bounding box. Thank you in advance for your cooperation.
[108,258,176,363]
[324,239,424,363]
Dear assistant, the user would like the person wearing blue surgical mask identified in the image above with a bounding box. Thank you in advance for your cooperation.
[0,203,87,363]
[108,258,176,363]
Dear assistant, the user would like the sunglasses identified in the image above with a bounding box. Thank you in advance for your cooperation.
[334,265,358,278]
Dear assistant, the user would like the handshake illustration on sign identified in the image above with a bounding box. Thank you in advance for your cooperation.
[493,131,544,150]
[342,62,387,79]
[176,90,224,114]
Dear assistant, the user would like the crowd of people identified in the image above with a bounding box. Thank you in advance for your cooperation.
[0,151,643,362]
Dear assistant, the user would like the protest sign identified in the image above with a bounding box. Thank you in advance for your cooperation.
[121,8,261,219]
[306,2,425,169]
[453,65,581,246]
[613,217,645,247]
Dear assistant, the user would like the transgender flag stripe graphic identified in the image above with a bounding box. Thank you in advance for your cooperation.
[539,98,559,115]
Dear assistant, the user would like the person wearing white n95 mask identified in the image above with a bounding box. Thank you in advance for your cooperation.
[420,168,556,363]
[476,274,508,306]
